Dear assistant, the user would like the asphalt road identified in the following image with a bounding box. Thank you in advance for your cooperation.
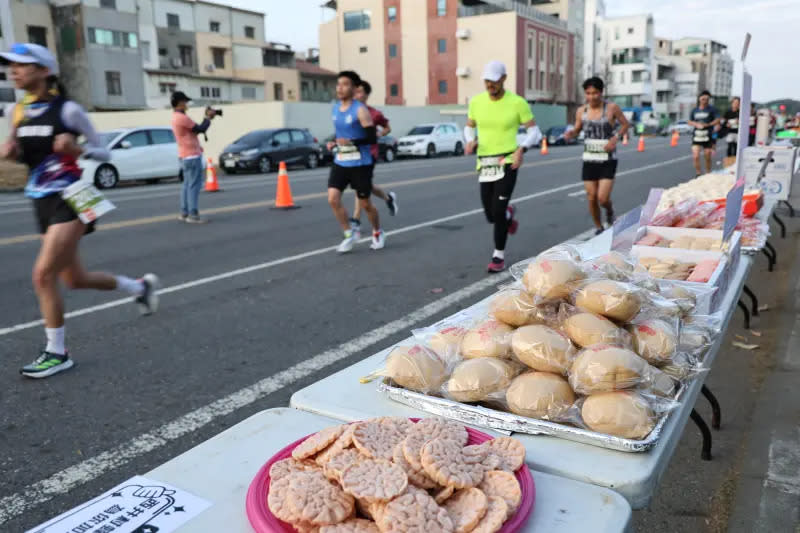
[1,137,712,530]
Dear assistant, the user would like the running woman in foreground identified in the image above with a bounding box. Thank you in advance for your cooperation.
[464,61,540,273]
[688,90,720,176]
[0,43,159,378]
[350,79,398,239]
[565,77,630,235]
[326,71,384,252]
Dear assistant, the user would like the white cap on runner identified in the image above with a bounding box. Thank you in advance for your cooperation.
[481,61,507,82]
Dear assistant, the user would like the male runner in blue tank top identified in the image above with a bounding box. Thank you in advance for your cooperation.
[327,71,383,253]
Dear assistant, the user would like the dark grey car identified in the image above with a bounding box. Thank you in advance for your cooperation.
[219,128,322,174]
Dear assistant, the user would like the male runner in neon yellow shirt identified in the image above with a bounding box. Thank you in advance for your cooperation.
[465,61,541,273]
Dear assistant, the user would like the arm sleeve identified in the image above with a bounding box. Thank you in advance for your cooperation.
[518,97,534,123]
[192,118,211,134]
[61,101,110,162]
[352,126,377,146]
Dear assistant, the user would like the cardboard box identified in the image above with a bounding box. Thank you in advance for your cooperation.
[742,146,798,201]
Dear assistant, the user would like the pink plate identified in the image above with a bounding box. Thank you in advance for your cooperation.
[246,418,535,532]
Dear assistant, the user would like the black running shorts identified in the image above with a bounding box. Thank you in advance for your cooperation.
[32,194,94,234]
[692,140,714,150]
[582,160,618,181]
[328,164,373,199]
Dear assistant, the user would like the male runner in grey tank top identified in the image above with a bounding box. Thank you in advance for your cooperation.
[565,77,630,235]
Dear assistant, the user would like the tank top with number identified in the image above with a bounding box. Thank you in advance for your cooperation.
[331,100,373,167]
[582,101,616,162]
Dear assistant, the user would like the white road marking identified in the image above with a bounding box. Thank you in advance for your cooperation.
[568,190,587,197]
[0,152,690,524]
[0,154,691,338]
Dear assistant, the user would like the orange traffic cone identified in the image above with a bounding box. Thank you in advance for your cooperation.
[637,135,645,152]
[272,161,300,210]
[540,138,549,155]
[670,130,679,147]
[622,134,629,146]
[204,157,220,192]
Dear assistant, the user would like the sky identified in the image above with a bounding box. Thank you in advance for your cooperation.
[224,0,797,102]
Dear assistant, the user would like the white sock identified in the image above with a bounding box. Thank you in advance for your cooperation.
[493,249,505,260]
[115,275,144,296]
[45,327,66,355]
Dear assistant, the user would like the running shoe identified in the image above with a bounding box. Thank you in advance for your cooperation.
[487,256,505,273]
[186,215,208,224]
[370,230,386,250]
[594,227,605,235]
[507,205,519,235]
[349,218,362,240]
[386,192,399,216]
[136,273,160,315]
[337,231,357,253]
[178,214,188,222]
[20,351,74,379]
[605,207,615,226]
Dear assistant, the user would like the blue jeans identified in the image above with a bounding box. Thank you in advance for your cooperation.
[181,157,204,216]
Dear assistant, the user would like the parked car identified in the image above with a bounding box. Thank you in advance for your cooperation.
[667,121,693,135]
[545,125,577,146]
[79,127,181,189]
[397,123,464,158]
[320,134,399,165]
[219,128,321,174]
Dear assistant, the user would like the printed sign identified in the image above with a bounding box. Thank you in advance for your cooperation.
[723,176,745,244]
[639,188,664,227]
[611,206,642,252]
[733,71,752,183]
[27,476,211,533]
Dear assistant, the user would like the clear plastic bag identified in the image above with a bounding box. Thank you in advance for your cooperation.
[460,319,516,359]
[567,344,653,394]
[375,343,450,394]
[559,304,632,349]
[503,370,576,422]
[650,199,696,227]
[510,323,577,375]
[582,251,637,282]
[675,202,718,228]
[443,357,521,403]
[412,312,474,366]
[627,317,680,366]
[511,253,587,302]
[489,288,539,327]
[577,391,680,440]
[571,279,643,323]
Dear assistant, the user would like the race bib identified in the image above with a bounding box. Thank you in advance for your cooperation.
[336,145,361,162]
[61,181,116,224]
[693,129,710,143]
[583,139,609,162]
[725,133,738,143]
[478,156,505,182]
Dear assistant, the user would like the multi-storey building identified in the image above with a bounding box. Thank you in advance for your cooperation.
[596,14,655,108]
[671,37,733,102]
[319,0,575,107]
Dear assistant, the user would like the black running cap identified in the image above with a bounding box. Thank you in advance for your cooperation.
[171,91,192,107]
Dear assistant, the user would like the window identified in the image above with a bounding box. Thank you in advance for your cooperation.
[549,38,555,63]
[539,35,545,61]
[388,6,397,22]
[119,131,149,148]
[614,27,620,40]
[527,38,532,59]
[437,0,446,16]
[242,86,256,99]
[538,70,544,89]
[158,48,167,56]
[272,131,291,145]
[390,83,398,97]
[627,27,634,34]
[159,82,176,94]
[359,46,368,53]
[105,71,122,95]
[167,13,180,29]
[150,129,175,144]
[290,130,306,143]
[212,47,225,68]
[244,26,255,39]
[343,10,371,32]
[438,80,447,94]
[274,82,284,101]
[211,87,220,98]
[388,44,397,58]
[527,69,533,90]
[437,39,446,53]
[128,33,138,48]
[210,21,220,33]
[141,41,150,61]
[0,72,6,81]
[100,0,116,8]
[179,45,193,67]
[27,26,47,47]
[201,87,209,97]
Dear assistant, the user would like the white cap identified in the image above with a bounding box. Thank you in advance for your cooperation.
[481,60,507,82]
[0,43,59,76]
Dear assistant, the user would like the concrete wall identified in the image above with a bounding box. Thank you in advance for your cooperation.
[457,12,517,106]
[231,10,264,42]
[194,2,233,36]
[154,0,196,31]
[155,27,198,74]
[318,19,340,73]
[262,66,300,102]
[196,32,234,78]
[10,0,57,52]
[400,0,427,106]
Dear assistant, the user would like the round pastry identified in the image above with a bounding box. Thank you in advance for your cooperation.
[385,345,448,393]
[597,251,634,273]
[428,326,467,360]
[569,345,649,394]
[511,324,574,375]
[490,290,536,327]
[460,320,515,359]
[563,312,628,348]
[522,258,585,301]
[447,358,515,403]
[574,280,642,322]
[581,391,655,439]
[506,371,575,421]
[629,319,677,365]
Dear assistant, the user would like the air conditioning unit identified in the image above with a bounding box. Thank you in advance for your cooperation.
[456,66,470,78]
[456,28,470,39]
[170,58,181,68]
[205,64,215,73]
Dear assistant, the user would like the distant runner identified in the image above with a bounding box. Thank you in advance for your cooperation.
[565,77,630,235]
[326,71,384,252]
[0,43,158,378]
[350,79,398,239]
[723,96,741,157]
[464,60,541,273]
[688,90,720,176]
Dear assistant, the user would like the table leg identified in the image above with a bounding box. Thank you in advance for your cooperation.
[772,212,786,239]
[761,246,775,272]
[738,299,751,329]
[743,284,759,316]
[765,241,778,269]
[701,385,721,430]
[690,409,713,461]
[780,200,795,218]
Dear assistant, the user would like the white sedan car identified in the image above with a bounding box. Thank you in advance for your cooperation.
[397,123,464,158]
[79,127,182,189]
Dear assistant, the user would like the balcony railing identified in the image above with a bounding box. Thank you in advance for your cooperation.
[458,0,567,30]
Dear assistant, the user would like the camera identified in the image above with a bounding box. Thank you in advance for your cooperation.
[207,106,223,118]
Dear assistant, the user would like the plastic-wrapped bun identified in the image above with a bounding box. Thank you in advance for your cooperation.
[574,280,642,322]
[490,290,536,327]
[385,345,448,393]
[569,345,649,394]
[648,367,677,398]
[563,312,629,349]
[461,320,515,359]
[511,324,575,375]
[581,391,656,439]
[428,326,468,361]
[446,358,515,403]
[506,371,575,421]
[597,251,635,273]
[629,319,678,365]
[523,257,585,301]
[542,243,582,262]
